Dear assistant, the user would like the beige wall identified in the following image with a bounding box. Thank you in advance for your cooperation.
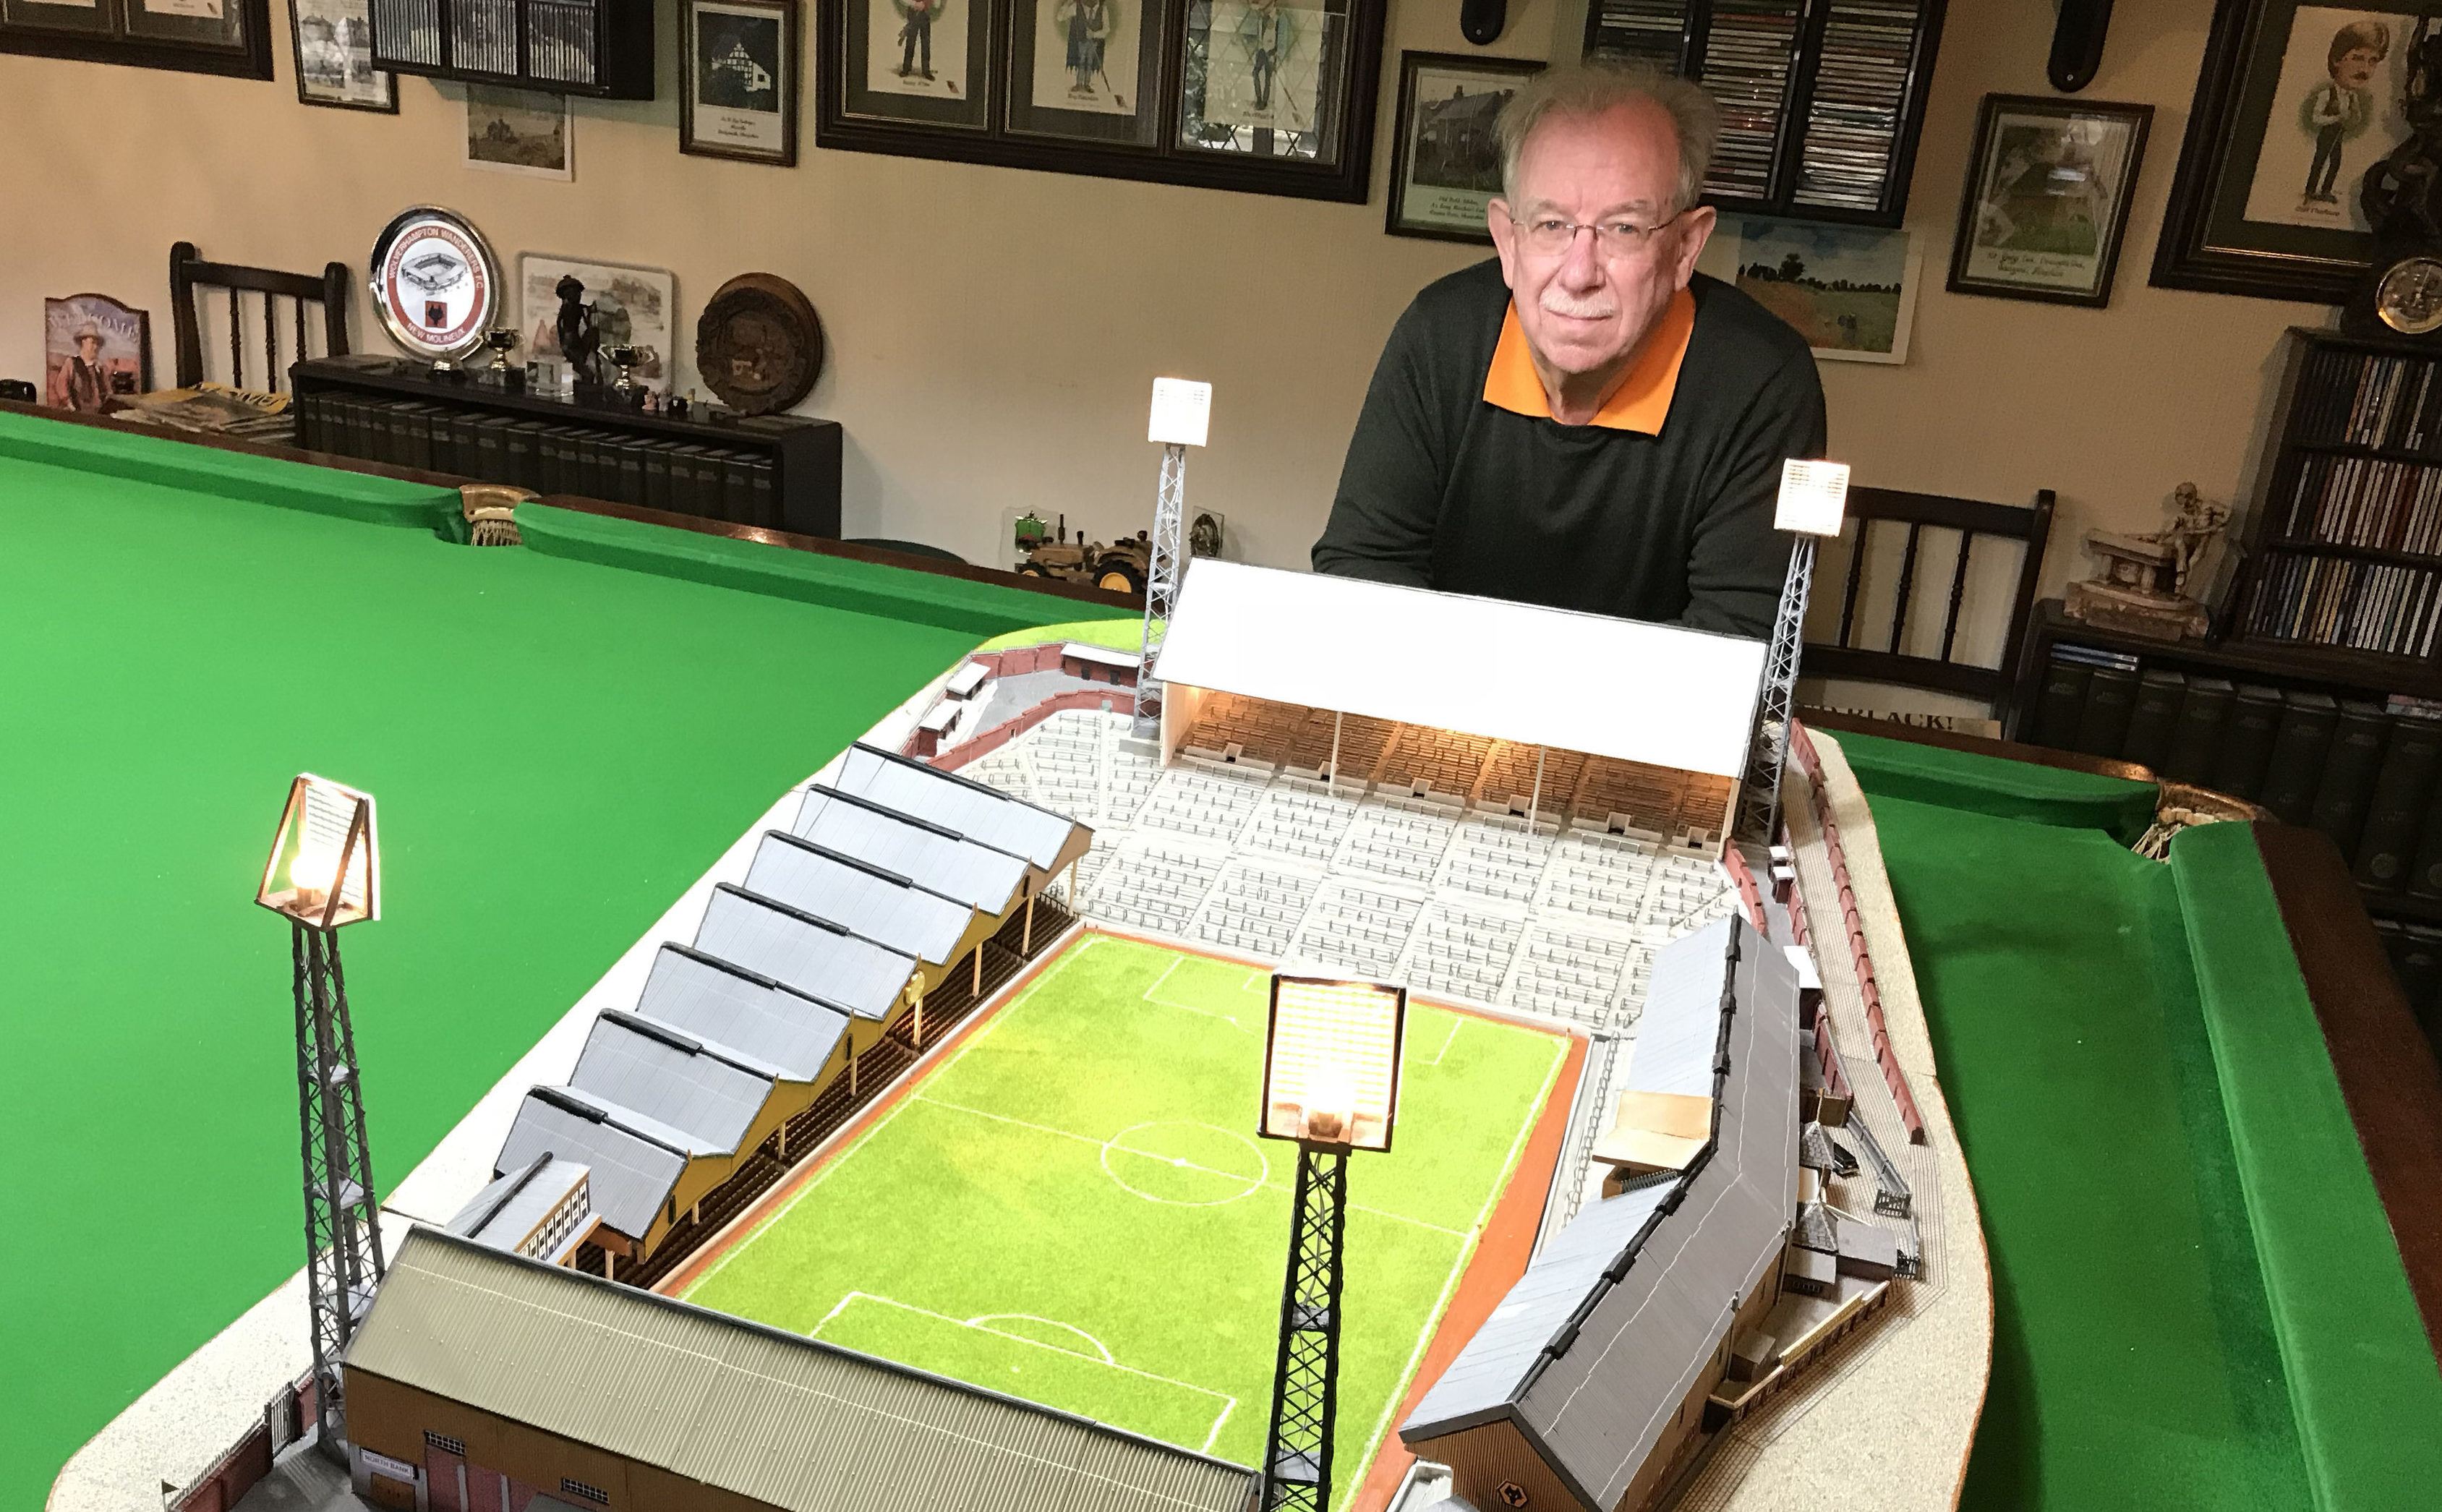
[0,0,2327,588]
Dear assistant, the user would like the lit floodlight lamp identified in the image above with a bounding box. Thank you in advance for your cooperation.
[1260,975,1406,1153]
[256,774,380,929]
[1775,458,1851,537]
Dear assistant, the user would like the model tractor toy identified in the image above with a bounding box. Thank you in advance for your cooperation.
[1016,513,1150,594]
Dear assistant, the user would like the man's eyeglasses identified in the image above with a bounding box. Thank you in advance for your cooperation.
[1508,208,1686,259]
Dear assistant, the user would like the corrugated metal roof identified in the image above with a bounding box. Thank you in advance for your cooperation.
[832,743,1084,871]
[1399,913,1802,1508]
[496,1090,690,1240]
[793,786,1031,913]
[570,1014,773,1156]
[693,885,917,1021]
[743,831,975,966]
[632,945,853,1082]
[350,1229,1260,1512]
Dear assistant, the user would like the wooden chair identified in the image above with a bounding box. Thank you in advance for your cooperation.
[1804,487,2056,727]
[168,241,351,393]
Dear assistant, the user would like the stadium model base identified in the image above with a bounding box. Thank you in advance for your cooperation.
[64,577,1986,1512]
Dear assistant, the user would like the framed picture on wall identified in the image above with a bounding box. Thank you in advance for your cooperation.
[1004,0,1164,145]
[291,0,396,112]
[466,86,576,181]
[1386,51,1542,243]
[683,0,801,165]
[0,0,270,77]
[2155,0,2422,303]
[519,255,677,392]
[1948,94,2152,307]
[1700,218,1923,364]
[814,0,1383,200]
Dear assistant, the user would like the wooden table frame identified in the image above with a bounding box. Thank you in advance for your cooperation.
[1801,709,2442,1360]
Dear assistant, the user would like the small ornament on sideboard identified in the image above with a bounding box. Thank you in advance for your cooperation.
[2065,482,2232,641]
[696,273,823,417]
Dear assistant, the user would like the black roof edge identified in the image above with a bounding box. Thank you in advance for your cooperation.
[848,739,1087,828]
[600,1007,795,1085]
[598,1006,706,1057]
[1514,1406,1615,1512]
[462,1151,555,1237]
[806,782,1043,869]
[758,829,981,916]
[656,941,865,1022]
[528,1085,694,1160]
[383,1227,1262,1483]
[757,826,916,890]
[1397,1398,1521,1445]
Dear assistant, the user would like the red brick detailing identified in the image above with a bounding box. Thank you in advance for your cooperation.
[1788,719,1926,1142]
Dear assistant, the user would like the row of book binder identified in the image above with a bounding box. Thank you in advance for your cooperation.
[2031,645,2442,897]
[294,390,779,529]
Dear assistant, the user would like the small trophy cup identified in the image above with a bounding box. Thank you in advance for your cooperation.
[605,344,656,400]
[482,328,522,389]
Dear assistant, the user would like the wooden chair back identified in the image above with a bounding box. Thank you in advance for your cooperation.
[169,242,351,392]
[1806,486,2056,724]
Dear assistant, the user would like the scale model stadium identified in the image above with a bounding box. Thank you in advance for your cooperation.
[63,563,1990,1512]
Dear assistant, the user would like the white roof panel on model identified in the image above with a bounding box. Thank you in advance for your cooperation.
[1150,561,1768,779]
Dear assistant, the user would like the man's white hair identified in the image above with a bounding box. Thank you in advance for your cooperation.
[1495,58,1720,210]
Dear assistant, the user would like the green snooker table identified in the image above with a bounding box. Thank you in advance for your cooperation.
[0,406,1136,1511]
[1811,715,2442,1512]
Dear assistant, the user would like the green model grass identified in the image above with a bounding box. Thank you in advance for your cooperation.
[685,936,1570,1503]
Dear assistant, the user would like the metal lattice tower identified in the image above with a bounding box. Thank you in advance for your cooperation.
[291,923,386,1458]
[1261,1146,1349,1512]
[1134,440,1187,739]
[1733,534,1819,847]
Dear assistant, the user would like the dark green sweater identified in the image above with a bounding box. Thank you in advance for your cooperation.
[1312,260,1827,638]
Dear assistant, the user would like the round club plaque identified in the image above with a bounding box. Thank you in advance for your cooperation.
[696,273,824,416]
[2378,255,2442,336]
[369,207,502,366]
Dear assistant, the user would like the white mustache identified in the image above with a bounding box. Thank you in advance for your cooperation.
[1539,290,1618,320]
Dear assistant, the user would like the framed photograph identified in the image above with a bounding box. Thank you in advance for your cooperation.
[2156,1,2422,302]
[466,85,575,181]
[1947,94,2151,307]
[1004,0,1162,145]
[1699,218,1923,364]
[683,0,800,164]
[1,0,270,76]
[43,294,151,413]
[291,0,393,112]
[840,0,993,129]
[519,255,676,392]
[1386,51,1542,243]
[813,0,1381,200]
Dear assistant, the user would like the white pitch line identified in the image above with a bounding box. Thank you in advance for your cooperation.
[1414,1012,1464,1067]
[1342,1031,1573,1506]
[815,1289,1239,1448]
[683,950,1077,1295]
[1142,954,1256,1033]
[919,1093,1270,1193]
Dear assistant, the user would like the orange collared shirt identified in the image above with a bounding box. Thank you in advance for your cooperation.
[1480,286,1696,433]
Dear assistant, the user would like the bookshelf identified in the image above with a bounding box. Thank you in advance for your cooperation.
[1582,0,1947,228]
[2229,328,2442,664]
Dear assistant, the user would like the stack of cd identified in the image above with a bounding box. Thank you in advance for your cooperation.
[1589,0,1695,70]
[1696,3,1805,202]
[1791,0,1927,212]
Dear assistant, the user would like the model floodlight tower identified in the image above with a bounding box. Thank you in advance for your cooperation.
[1733,458,1852,847]
[255,774,387,1459]
[1256,975,1408,1512]
[1135,376,1211,739]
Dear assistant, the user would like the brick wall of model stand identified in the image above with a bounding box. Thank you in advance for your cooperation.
[166,1375,315,1512]
[1786,722,1927,1143]
[916,659,1140,773]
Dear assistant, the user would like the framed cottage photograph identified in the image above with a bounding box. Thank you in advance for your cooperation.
[466,85,575,181]
[1699,218,1922,364]
[43,294,150,411]
[1948,94,2151,307]
[519,255,675,391]
[1,0,270,77]
[683,0,800,165]
[1004,0,1162,145]
[1386,51,1542,243]
[2156,1,2423,302]
[290,0,393,112]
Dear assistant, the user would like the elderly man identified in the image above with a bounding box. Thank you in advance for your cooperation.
[1312,61,1825,637]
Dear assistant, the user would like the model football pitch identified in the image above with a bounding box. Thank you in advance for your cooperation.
[683,934,1572,1502]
